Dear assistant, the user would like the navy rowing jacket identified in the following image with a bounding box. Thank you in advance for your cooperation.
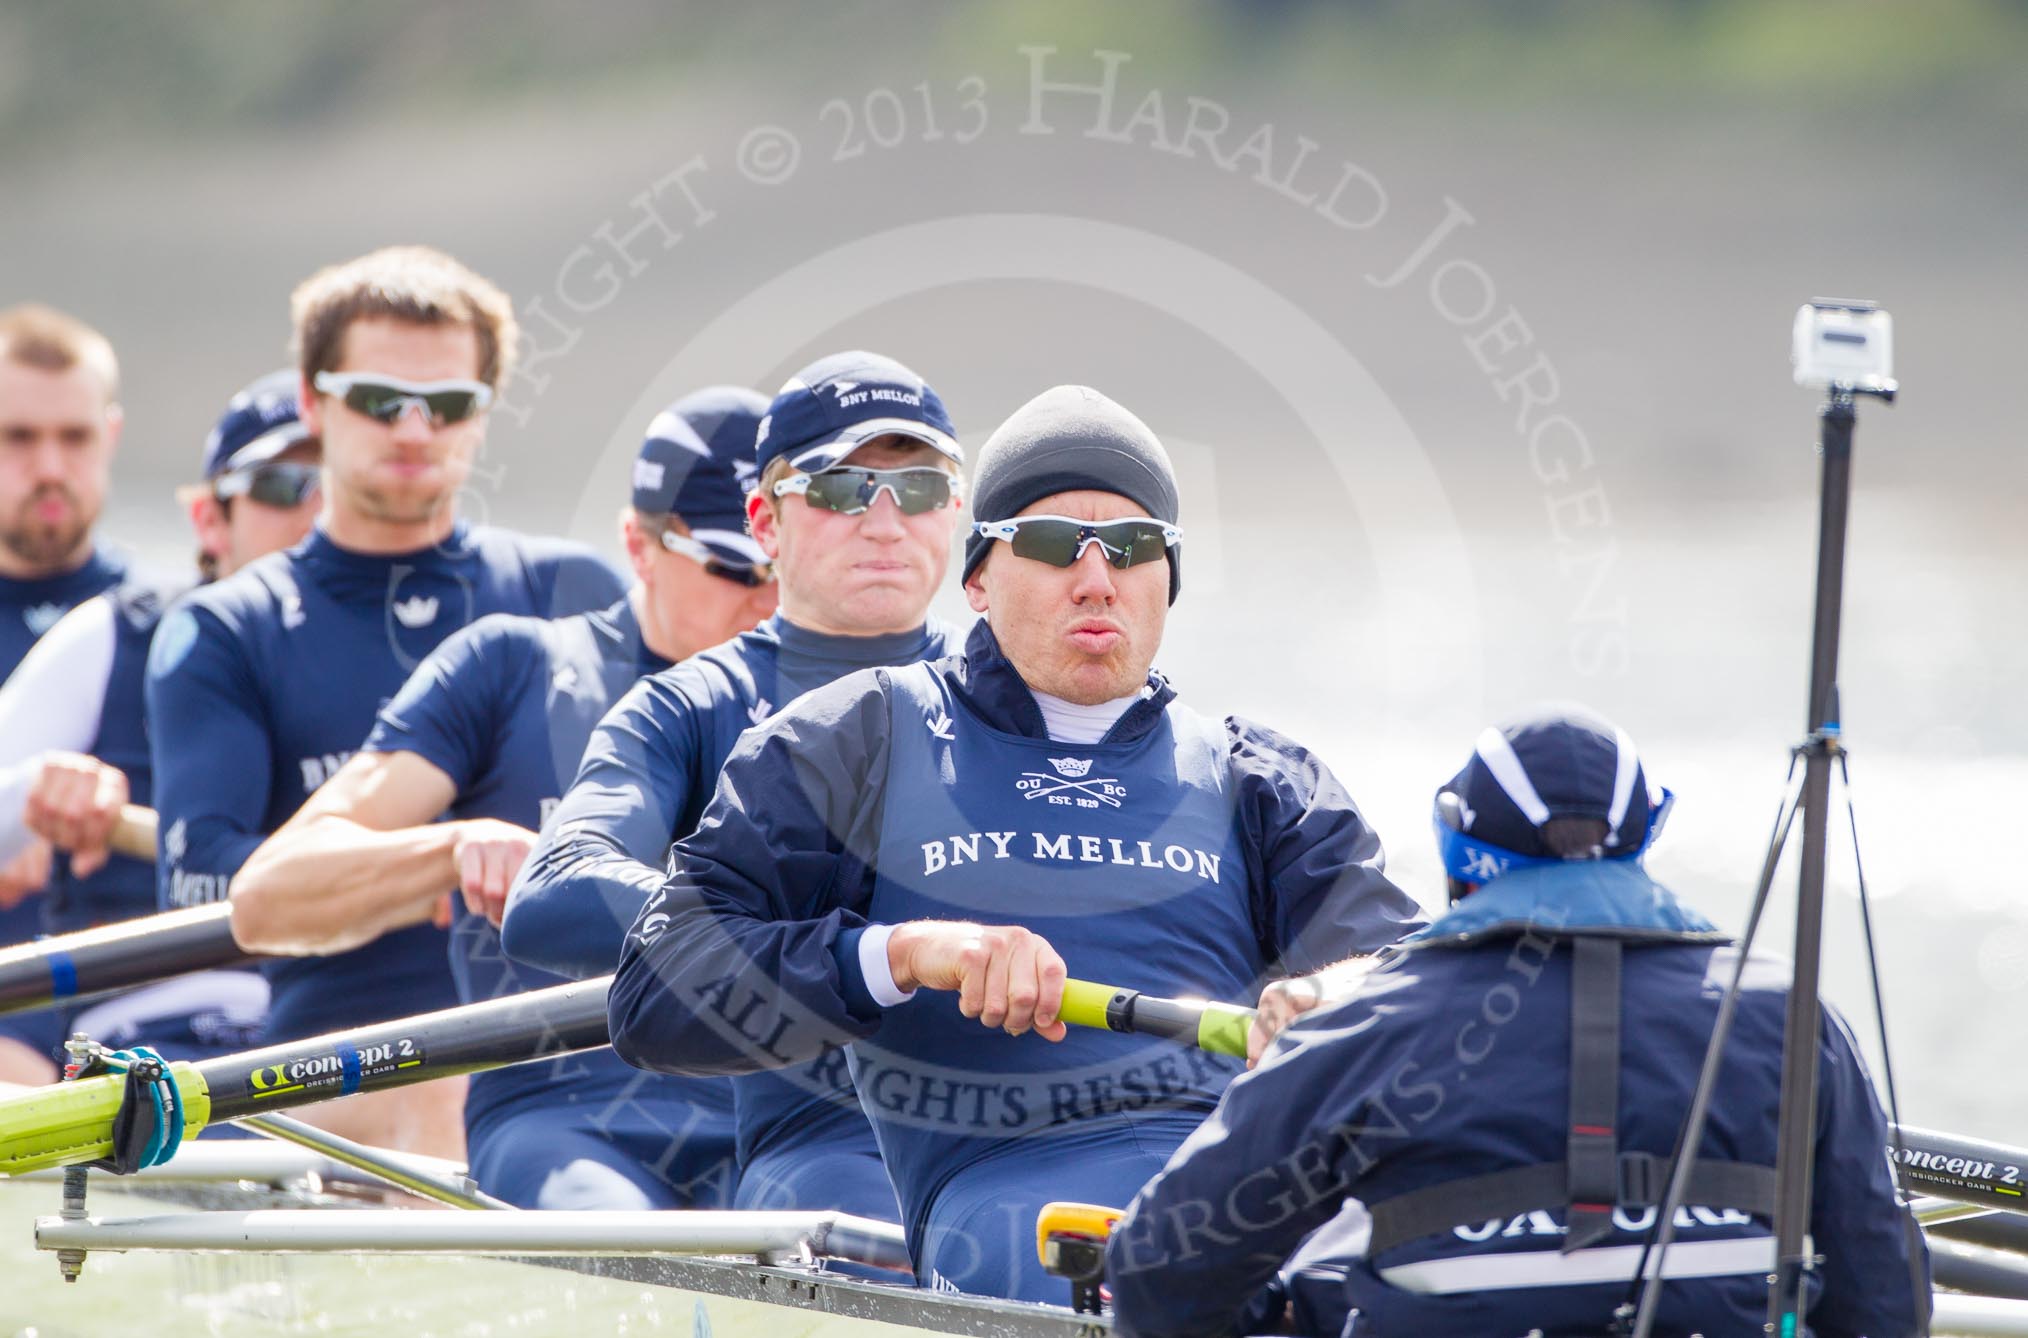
[610,619,1426,1260]
[146,522,624,1042]
[1105,862,1928,1338]
[504,613,962,1169]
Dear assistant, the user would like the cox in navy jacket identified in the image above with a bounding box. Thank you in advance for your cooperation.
[1104,860,1928,1338]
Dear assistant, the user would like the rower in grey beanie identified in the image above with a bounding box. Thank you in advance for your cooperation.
[962,385,1184,603]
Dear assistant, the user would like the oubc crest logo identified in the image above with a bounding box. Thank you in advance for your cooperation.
[1017,758,1126,809]
[22,602,64,636]
[391,595,439,628]
[281,593,306,630]
[632,458,666,493]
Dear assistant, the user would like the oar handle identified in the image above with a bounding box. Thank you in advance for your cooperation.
[108,804,158,861]
[1059,978,1255,1059]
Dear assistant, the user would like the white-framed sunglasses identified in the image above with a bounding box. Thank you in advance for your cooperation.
[658,529,775,588]
[972,515,1182,569]
[312,371,494,427]
[770,466,956,515]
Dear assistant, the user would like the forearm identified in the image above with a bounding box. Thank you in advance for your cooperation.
[231,817,459,954]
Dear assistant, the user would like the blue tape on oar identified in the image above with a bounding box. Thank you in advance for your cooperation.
[47,950,78,999]
[338,1042,362,1095]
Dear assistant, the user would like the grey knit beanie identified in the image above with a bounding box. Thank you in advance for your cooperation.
[962,385,1182,603]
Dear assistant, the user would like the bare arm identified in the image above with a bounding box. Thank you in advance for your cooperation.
[230,750,529,955]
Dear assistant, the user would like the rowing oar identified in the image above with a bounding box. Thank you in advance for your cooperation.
[0,975,1151,1176]
[0,903,256,1016]
[0,802,247,1017]
[0,977,611,1177]
[1054,977,2028,1217]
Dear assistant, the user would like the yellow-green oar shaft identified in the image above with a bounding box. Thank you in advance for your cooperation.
[0,978,610,1177]
[0,1065,213,1176]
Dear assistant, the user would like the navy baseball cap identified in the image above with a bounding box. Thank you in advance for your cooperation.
[202,370,312,480]
[753,351,960,477]
[632,385,770,567]
[1434,705,1674,885]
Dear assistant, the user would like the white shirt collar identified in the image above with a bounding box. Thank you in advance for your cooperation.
[1030,686,1148,744]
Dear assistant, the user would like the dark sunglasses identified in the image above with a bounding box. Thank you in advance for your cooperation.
[213,461,322,509]
[771,466,954,516]
[313,371,494,427]
[658,530,776,588]
[973,515,1182,570]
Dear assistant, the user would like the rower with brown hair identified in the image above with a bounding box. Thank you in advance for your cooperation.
[233,389,775,1207]
[146,245,626,1159]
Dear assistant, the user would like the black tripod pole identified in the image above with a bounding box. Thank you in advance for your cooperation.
[1767,389,1858,1331]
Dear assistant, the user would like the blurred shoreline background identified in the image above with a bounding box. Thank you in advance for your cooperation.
[4,1,2024,1139]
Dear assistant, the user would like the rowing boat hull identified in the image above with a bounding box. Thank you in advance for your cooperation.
[10,1172,2028,1337]
[0,1179,1105,1337]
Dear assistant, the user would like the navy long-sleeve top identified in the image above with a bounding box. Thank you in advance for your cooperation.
[145,522,624,1041]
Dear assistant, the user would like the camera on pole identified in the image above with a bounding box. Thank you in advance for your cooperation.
[1792,300,1896,401]
[1624,300,1906,1338]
